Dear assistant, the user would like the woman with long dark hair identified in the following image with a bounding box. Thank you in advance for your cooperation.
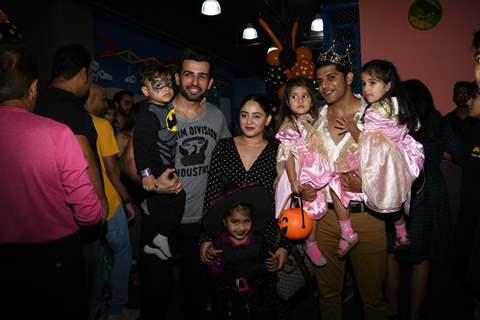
[199,93,289,319]
[385,79,463,319]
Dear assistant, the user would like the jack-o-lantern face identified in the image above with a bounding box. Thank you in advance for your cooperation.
[277,207,313,240]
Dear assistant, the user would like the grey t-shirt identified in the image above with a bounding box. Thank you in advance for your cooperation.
[175,102,231,223]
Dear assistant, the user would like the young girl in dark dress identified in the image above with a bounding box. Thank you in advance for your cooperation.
[203,185,282,320]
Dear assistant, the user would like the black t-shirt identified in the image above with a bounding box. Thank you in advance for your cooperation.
[461,122,480,216]
[444,110,478,147]
[133,101,177,177]
[35,87,100,165]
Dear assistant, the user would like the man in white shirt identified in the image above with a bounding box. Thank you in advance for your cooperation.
[301,46,387,320]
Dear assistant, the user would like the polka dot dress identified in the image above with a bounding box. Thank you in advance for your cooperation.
[200,137,290,247]
[203,137,278,209]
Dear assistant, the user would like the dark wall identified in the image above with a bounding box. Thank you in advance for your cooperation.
[3,0,94,89]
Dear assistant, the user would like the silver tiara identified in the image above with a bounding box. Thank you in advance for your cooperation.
[317,41,353,71]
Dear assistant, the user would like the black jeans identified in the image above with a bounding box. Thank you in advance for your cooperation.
[139,223,209,320]
[0,233,88,320]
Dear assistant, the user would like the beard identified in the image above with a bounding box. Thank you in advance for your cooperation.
[179,85,206,102]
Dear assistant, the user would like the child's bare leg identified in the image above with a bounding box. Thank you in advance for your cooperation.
[305,221,327,267]
[332,191,358,257]
[394,212,410,249]
[286,152,301,194]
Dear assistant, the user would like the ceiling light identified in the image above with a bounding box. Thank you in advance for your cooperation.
[267,46,278,54]
[310,14,324,32]
[242,23,258,40]
[201,0,221,16]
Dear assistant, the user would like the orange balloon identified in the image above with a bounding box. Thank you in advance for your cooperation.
[277,83,286,100]
[277,207,313,240]
[258,18,283,50]
[302,59,315,80]
[267,49,280,66]
[287,59,314,80]
[295,47,313,62]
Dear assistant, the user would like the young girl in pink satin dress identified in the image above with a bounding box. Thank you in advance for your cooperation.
[337,60,424,248]
[275,77,362,266]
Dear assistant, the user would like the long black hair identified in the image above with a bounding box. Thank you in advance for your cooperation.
[403,79,443,142]
[361,60,418,133]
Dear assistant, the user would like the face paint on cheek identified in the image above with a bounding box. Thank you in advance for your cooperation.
[151,78,173,93]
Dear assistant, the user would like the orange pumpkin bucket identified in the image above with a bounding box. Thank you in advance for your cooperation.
[277,195,313,240]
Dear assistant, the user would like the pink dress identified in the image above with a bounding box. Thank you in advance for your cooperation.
[275,116,357,219]
[357,97,424,214]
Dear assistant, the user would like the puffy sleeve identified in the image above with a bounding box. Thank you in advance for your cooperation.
[276,127,298,162]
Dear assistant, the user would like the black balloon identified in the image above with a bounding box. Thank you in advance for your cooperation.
[278,48,297,69]
[0,10,23,43]
[265,64,287,90]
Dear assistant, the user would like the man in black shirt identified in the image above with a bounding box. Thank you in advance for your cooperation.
[452,31,480,319]
[465,31,480,316]
[35,44,106,212]
[444,81,477,144]
[35,44,107,320]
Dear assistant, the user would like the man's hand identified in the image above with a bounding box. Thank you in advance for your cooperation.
[341,172,362,193]
[124,202,137,221]
[154,168,183,194]
[300,184,317,202]
[200,241,223,265]
[335,114,360,141]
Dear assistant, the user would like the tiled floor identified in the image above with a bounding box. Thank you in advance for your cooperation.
[119,259,451,320]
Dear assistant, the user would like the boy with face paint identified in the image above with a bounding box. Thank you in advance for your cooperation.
[133,62,186,261]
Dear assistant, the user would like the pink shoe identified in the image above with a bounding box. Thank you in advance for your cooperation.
[305,240,327,267]
[337,232,359,258]
[394,222,410,251]
[394,236,410,251]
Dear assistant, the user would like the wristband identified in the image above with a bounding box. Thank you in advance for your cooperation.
[140,168,153,178]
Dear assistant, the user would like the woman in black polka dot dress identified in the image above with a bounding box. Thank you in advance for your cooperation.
[199,94,291,317]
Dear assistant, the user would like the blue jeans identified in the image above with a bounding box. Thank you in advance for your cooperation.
[103,205,132,315]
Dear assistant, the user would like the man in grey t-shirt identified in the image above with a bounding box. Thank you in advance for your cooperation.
[176,101,230,224]
[138,49,230,320]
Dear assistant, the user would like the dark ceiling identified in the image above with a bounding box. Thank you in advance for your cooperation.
[92,0,328,77]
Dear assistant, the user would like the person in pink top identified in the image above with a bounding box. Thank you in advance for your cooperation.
[0,43,103,319]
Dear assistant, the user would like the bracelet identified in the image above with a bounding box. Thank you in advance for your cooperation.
[140,168,153,178]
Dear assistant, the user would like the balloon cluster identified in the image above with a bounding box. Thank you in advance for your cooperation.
[0,10,23,43]
[261,18,315,99]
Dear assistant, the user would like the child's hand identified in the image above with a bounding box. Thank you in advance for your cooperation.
[290,180,303,195]
[265,251,279,272]
[265,248,288,272]
[200,242,223,265]
[142,175,158,191]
